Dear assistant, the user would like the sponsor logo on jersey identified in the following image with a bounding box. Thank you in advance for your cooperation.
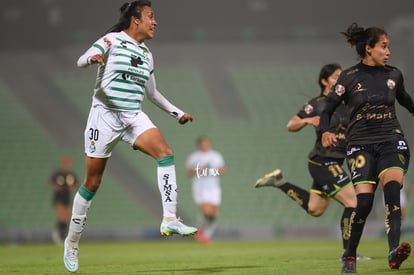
[354,83,367,92]
[122,73,146,85]
[127,67,147,75]
[334,84,345,96]
[397,140,408,150]
[304,103,313,115]
[336,132,346,140]
[347,146,361,156]
[387,79,396,90]
[346,68,359,75]
[337,175,349,184]
[356,112,393,121]
[130,55,144,67]
[351,171,361,181]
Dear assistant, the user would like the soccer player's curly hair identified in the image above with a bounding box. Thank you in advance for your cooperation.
[341,22,387,59]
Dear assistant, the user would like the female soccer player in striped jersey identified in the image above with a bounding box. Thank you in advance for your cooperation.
[63,1,197,272]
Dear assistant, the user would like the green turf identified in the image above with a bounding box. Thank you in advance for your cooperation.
[1,239,413,274]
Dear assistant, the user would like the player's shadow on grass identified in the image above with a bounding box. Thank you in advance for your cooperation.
[134,264,260,273]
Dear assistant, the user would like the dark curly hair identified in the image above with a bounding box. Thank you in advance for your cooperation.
[341,22,387,59]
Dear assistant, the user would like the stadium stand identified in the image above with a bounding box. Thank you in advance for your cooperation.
[1,39,413,241]
[0,78,158,242]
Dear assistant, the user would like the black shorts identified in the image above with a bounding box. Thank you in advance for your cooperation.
[308,156,352,197]
[53,193,71,206]
[346,138,410,185]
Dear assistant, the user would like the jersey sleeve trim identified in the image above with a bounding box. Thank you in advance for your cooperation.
[93,43,105,55]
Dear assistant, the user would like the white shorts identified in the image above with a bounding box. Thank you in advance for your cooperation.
[192,181,221,206]
[84,105,156,158]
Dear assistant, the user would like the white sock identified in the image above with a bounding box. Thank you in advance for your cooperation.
[157,165,178,221]
[66,192,92,245]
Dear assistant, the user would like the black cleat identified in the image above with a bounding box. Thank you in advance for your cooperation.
[338,252,371,262]
[388,242,411,269]
[341,256,356,273]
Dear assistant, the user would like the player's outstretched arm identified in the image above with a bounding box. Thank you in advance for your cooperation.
[146,74,189,121]
[286,115,319,132]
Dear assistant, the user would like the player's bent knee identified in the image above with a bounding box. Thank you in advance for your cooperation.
[308,208,324,217]
[339,195,357,208]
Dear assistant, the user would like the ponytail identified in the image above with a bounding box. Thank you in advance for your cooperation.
[341,22,387,59]
[105,1,152,34]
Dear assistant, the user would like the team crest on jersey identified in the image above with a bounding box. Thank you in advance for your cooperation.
[387,79,396,90]
[140,47,149,59]
[334,84,345,96]
[103,37,112,47]
[304,103,313,114]
[89,141,96,153]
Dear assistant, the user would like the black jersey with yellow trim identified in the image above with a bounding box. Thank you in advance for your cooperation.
[297,95,347,159]
[321,62,414,145]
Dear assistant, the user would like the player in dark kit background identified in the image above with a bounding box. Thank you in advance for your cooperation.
[49,156,79,244]
[321,23,414,273]
[255,63,369,260]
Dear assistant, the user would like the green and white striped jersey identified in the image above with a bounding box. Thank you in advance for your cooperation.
[78,31,184,118]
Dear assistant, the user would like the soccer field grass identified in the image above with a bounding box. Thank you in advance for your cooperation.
[1,239,413,274]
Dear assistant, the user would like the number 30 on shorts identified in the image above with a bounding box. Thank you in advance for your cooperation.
[348,155,366,173]
[88,128,99,141]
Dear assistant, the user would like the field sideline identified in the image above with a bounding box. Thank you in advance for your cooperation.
[1,239,414,274]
